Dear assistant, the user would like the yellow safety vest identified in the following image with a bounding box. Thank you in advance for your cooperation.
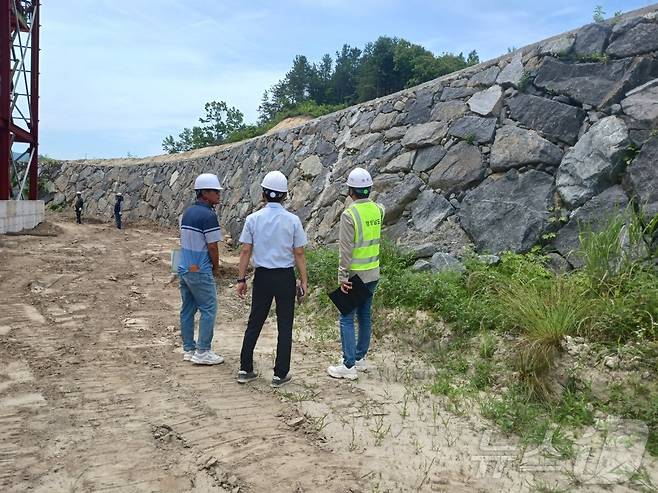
[345,201,384,271]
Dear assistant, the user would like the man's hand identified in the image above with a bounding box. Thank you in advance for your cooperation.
[340,280,352,294]
[236,281,247,298]
[297,281,308,302]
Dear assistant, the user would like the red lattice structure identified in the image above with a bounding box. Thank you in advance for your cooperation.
[0,0,39,200]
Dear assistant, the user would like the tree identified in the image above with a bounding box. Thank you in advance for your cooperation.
[162,100,245,153]
[330,44,361,105]
[309,54,333,104]
[256,37,478,126]
[357,37,400,101]
[467,50,480,66]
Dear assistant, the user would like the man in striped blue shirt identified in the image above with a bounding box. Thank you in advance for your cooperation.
[178,173,224,365]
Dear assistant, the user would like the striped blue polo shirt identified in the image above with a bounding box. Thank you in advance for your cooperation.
[178,201,223,274]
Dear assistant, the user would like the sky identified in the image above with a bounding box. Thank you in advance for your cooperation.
[39,0,654,160]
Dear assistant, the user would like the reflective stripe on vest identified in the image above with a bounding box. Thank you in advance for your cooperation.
[346,201,383,271]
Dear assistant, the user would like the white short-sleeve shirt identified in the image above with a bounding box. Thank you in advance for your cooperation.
[239,203,307,268]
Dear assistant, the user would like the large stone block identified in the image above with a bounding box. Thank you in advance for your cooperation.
[507,94,586,145]
[556,116,629,208]
[467,85,503,116]
[401,122,448,148]
[404,89,434,124]
[496,53,524,86]
[458,170,554,253]
[621,78,658,123]
[412,145,446,173]
[624,137,658,217]
[430,252,466,274]
[410,189,454,233]
[448,116,496,144]
[534,57,632,108]
[490,125,563,171]
[429,141,484,195]
[607,22,658,58]
[573,23,611,56]
[378,174,423,224]
[299,155,323,178]
[539,34,576,56]
[553,186,629,267]
[370,112,398,132]
[441,87,477,101]
[381,151,415,173]
[430,100,468,122]
[468,66,500,87]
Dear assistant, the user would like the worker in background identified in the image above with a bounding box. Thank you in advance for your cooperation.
[113,192,123,229]
[327,167,385,380]
[74,191,84,224]
[178,173,225,365]
[235,170,308,388]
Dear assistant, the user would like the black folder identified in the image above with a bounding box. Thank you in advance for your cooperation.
[328,275,371,315]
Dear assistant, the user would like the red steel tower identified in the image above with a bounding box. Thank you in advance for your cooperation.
[0,0,39,200]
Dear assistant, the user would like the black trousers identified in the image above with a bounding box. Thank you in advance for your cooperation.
[240,267,295,378]
[75,209,82,224]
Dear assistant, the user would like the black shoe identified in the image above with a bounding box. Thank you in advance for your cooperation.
[237,370,259,384]
[270,374,292,388]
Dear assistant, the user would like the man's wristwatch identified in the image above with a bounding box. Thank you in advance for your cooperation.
[236,278,246,284]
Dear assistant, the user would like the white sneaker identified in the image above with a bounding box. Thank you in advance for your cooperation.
[191,350,224,365]
[327,364,357,380]
[355,358,368,372]
[183,350,194,362]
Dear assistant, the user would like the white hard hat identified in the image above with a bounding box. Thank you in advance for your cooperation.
[76,191,81,195]
[347,167,373,188]
[194,173,223,191]
[116,192,122,196]
[261,170,288,193]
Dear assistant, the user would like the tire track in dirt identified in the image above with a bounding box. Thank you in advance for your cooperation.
[0,217,363,492]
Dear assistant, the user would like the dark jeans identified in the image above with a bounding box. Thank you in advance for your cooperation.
[240,267,295,378]
[75,209,82,224]
[114,211,122,229]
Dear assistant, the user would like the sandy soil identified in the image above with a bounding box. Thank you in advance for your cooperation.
[0,212,655,492]
[266,116,315,135]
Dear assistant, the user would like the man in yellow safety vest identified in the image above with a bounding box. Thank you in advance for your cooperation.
[327,167,385,380]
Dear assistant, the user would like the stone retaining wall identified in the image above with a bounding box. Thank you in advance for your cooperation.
[44,5,658,266]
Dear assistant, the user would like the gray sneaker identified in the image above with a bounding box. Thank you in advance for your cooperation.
[191,350,224,365]
[237,370,259,384]
[270,374,292,388]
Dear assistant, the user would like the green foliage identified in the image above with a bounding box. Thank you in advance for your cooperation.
[500,276,589,399]
[593,5,606,23]
[165,36,479,149]
[517,71,533,92]
[259,37,478,123]
[305,246,339,295]
[501,277,589,344]
[576,208,658,296]
[603,380,658,456]
[305,212,657,452]
[163,100,246,153]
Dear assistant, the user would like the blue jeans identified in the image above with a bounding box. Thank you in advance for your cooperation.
[339,280,378,368]
[179,272,217,352]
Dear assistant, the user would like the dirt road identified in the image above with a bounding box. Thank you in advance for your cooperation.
[2,213,652,492]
